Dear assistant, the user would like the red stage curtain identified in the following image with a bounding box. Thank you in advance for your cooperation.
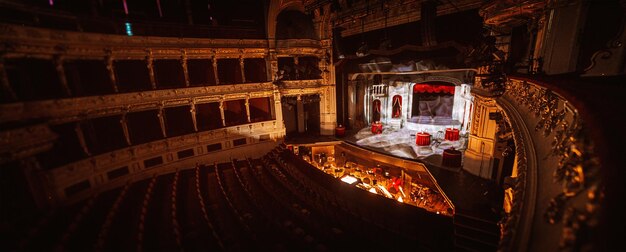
[413,84,455,94]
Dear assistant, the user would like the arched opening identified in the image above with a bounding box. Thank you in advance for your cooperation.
[275,10,316,40]
[392,95,402,119]
[372,99,381,122]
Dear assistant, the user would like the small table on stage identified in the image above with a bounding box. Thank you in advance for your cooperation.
[371,122,383,134]
[416,132,431,146]
[445,128,460,141]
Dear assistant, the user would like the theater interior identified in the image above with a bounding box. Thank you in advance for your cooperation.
[1,0,625,251]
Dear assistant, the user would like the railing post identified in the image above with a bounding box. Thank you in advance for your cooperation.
[146,49,156,89]
[212,55,219,85]
[120,112,132,146]
[105,50,119,93]
[239,54,246,83]
[53,54,72,97]
[181,49,190,87]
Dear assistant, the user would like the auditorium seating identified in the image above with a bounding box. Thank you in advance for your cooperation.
[17,146,454,251]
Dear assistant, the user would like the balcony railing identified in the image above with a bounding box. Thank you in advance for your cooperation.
[490,74,616,252]
[47,120,284,204]
[275,39,322,49]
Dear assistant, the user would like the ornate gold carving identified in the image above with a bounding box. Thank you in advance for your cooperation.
[503,78,602,251]
[281,79,323,89]
[558,185,602,250]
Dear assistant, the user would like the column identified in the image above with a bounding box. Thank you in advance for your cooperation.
[293,56,299,80]
[190,102,198,132]
[105,52,119,93]
[157,106,167,138]
[297,95,305,133]
[181,50,190,87]
[319,85,337,135]
[239,55,246,83]
[463,96,497,179]
[74,122,90,156]
[245,96,251,123]
[219,99,226,127]
[273,89,283,129]
[0,58,17,101]
[146,50,156,89]
[212,55,219,85]
[267,50,278,82]
[53,54,72,97]
[120,113,132,146]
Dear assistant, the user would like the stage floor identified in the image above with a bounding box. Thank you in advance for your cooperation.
[347,126,467,164]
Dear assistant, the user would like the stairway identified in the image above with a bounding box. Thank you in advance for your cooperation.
[453,211,500,252]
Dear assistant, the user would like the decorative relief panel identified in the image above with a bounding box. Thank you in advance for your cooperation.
[499,78,602,251]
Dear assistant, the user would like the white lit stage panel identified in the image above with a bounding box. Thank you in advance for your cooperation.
[353,127,466,160]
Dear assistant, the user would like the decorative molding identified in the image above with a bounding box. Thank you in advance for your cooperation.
[480,0,546,28]
[0,83,276,123]
[276,39,322,50]
[46,120,284,202]
[495,96,533,252]
[498,78,602,251]
[281,79,323,89]
[0,24,268,53]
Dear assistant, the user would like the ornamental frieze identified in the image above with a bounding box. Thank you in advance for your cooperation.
[501,78,601,251]
[281,79,323,89]
[0,83,276,123]
[279,87,323,96]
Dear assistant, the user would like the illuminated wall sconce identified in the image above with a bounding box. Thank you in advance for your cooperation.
[125,22,133,36]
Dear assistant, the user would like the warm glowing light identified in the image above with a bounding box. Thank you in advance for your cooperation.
[369,188,377,194]
[341,175,358,184]
[397,196,403,202]
[378,185,393,198]
[399,186,406,198]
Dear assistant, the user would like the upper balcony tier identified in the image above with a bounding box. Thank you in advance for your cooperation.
[0,0,266,39]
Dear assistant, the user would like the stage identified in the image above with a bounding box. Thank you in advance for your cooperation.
[346,125,467,168]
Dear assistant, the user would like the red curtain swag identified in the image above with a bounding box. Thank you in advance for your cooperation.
[413,84,455,94]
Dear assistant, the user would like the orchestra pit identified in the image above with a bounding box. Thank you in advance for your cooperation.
[1,0,625,251]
